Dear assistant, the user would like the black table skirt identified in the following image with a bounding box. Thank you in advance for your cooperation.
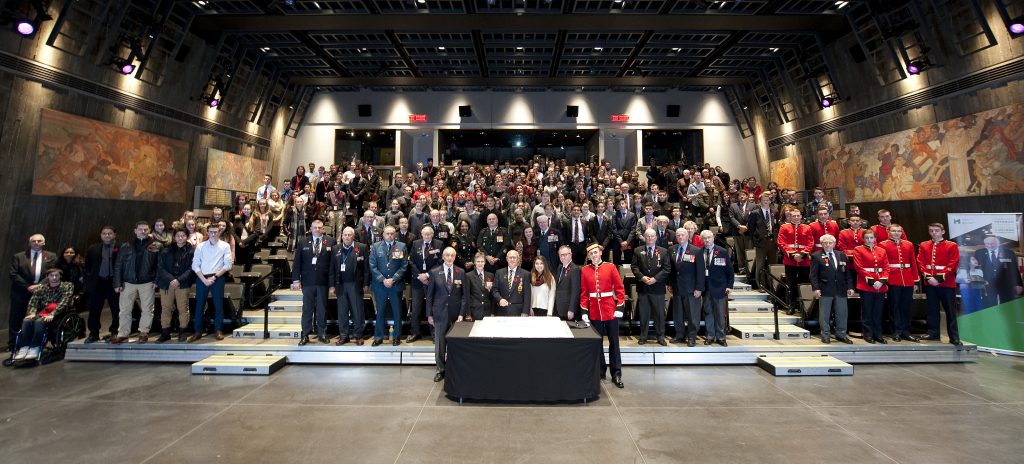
[444,321,602,402]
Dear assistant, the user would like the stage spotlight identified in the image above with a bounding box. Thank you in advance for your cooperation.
[1010,19,1024,37]
[118,62,135,74]
[906,59,930,75]
[820,95,840,108]
[208,98,220,108]
[821,98,832,108]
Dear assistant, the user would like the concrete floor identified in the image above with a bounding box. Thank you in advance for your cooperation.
[1,355,1023,464]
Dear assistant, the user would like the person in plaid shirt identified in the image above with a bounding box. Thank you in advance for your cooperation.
[14,268,73,362]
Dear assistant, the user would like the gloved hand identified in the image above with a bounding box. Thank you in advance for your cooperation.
[582,313,590,323]
[613,310,623,319]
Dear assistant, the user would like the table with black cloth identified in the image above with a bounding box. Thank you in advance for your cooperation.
[443,321,602,403]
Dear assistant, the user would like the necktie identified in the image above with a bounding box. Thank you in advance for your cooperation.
[598,216,603,228]
[648,247,654,260]
[829,252,836,269]
[32,251,41,283]
[991,251,997,269]
[765,209,771,232]
[508,269,514,285]
[677,247,683,263]
[706,248,711,266]
[446,268,452,290]
[314,238,321,254]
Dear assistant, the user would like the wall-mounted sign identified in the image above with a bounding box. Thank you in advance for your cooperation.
[409,114,428,123]
[611,114,630,123]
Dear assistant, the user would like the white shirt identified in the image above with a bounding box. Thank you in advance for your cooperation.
[192,240,233,275]
[256,184,276,200]
[531,281,556,313]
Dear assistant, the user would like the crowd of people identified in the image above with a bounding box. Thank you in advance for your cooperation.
[8,157,1023,383]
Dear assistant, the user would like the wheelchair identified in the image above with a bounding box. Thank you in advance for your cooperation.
[4,313,85,368]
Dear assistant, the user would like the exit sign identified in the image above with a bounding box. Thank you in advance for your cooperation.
[408,114,428,123]
[611,114,630,122]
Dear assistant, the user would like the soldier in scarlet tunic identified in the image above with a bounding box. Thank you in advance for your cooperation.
[776,209,814,310]
[836,216,866,257]
[869,209,910,243]
[917,223,962,345]
[853,230,890,344]
[878,224,919,342]
[808,208,840,253]
[579,242,626,389]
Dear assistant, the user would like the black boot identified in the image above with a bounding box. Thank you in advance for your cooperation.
[156,330,171,343]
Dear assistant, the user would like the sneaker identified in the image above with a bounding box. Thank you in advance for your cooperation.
[14,347,29,361]
[26,347,41,360]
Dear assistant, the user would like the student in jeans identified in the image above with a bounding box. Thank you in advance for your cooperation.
[189,224,233,342]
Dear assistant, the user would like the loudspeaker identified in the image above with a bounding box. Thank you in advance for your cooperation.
[848,44,866,63]
[566,105,579,118]
[666,104,680,118]
[459,105,472,117]
[357,104,372,117]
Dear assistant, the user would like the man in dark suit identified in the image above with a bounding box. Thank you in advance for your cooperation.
[809,234,854,344]
[700,230,734,346]
[565,205,590,265]
[612,198,637,265]
[553,246,582,320]
[670,228,705,347]
[84,226,120,342]
[462,252,494,321]
[491,250,531,316]
[8,233,57,348]
[407,225,444,342]
[426,247,467,382]
[329,227,370,345]
[746,192,778,292]
[535,215,562,270]
[291,220,335,345]
[476,213,510,273]
[975,236,1024,307]
[357,211,382,246]
[729,190,755,275]
[588,201,614,264]
[631,228,672,345]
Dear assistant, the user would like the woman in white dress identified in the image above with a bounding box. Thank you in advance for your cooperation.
[530,256,556,317]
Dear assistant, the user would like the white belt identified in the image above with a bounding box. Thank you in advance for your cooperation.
[588,292,614,298]
[862,267,881,272]
[788,244,803,249]
[888,264,911,268]
[928,265,946,271]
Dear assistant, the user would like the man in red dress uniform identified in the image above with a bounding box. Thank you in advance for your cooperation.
[917,223,962,345]
[776,210,814,311]
[580,243,626,389]
[878,224,919,342]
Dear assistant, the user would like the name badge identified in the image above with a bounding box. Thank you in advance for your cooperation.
[713,258,726,267]
[1000,258,1012,263]
[496,236,504,243]
[340,263,346,272]
[311,257,318,265]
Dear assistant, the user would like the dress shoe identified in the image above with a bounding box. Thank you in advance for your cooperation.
[903,334,920,342]
[890,335,901,342]
[13,347,28,361]
[865,337,876,344]
[298,335,310,346]
[434,372,445,382]
[670,338,685,344]
[187,333,203,343]
[405,335,421,343]
[371,338,383,346]
[636,338,646,345]
[687,338,696,347]
[156,331,171,343]
[821,336,831,344]
[178,332,188,342]
[718,339,728,347]
[949,338,963,346]
[25,347,41,360]
[392,339,401,346]
[875,337,887,344]
[336,337,350,346]
[923,335,940,341]
[108,336,127,345]
[136,334,149,343]
[600,372,607,380]
[85,334,99,343]
[657,337,667,346]
[214,332,225,340]
[318,335,329,344]
[837,336,853,344]
[704,338,713,345]
[612,376,624,388]
[355,337,364,346]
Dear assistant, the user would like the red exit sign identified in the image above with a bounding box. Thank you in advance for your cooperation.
[408,114,428,123]
[611,114,630,122]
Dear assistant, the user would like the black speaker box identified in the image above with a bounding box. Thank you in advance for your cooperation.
[357,104,372,117]
[459,105,472,117]
[566,105,579,118]
[666,104,680,118]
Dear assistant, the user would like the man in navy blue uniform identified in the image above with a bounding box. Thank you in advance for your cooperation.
[329,227,370,345]
[407,225,445,342]
[809,233,854,344]
[535,215,562,271]
[369,225,408,346]
[426,247,466,382]
[670,228,705,347]
[291,220,335,345]
[700,230,734,346]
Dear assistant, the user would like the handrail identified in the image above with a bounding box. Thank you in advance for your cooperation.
[764,271,791,340]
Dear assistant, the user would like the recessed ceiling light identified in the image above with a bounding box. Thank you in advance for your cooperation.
[515,46,524,51]
[671,47,681,53]
[593,46,604,51]
[769,47,779,53]
[438,46,446,51]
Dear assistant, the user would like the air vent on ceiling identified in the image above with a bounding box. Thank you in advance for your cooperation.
[0,51,270,148]
[768,58,1024,148]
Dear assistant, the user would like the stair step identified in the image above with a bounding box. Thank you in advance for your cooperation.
[192,354,287,376]
[732,282,752,291]
[241,310,303,324]
[268,300,304,311]
[729,313,799,325]
[729,290,767,300]
[757,355,853,377]
[233,324,302,339]
[732,324,810,340]
[271,289,303,301]
[728,300,775,313]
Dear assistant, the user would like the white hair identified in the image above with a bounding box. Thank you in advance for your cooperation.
[820,234,836,244]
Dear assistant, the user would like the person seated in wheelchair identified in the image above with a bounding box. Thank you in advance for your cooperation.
[13,268,74,362]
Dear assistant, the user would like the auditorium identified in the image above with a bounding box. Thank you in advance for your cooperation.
[2,0,1024,462]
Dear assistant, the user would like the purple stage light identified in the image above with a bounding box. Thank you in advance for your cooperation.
[209,99,219,108]
[120,63,135,74]
[1011,22,1024,35]
[16,21,34,36]
[907,64,921,75]
[821,98,832,108]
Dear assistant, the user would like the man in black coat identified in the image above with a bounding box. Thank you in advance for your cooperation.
[462,252,494,321]
[535,215,562,271]
[426,247,467,382]
[587,201,614,264]
[330,227,370,345]
[746,192,778,292]
[701,230,734,347]
[84,226,120,342]
[291,220,335,345]
[631,228,672,345]
[809,234,854,344]
[612,198,637,265]
[491,250,531,316]
[553,246,582,320]
[975,236,1024,307]
[406,225,444,342]
[670,228,705,346]
[477,213,510,273]
[8,233,57,348]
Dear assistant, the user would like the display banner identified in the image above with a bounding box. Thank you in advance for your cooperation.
[948,213,1024,354]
